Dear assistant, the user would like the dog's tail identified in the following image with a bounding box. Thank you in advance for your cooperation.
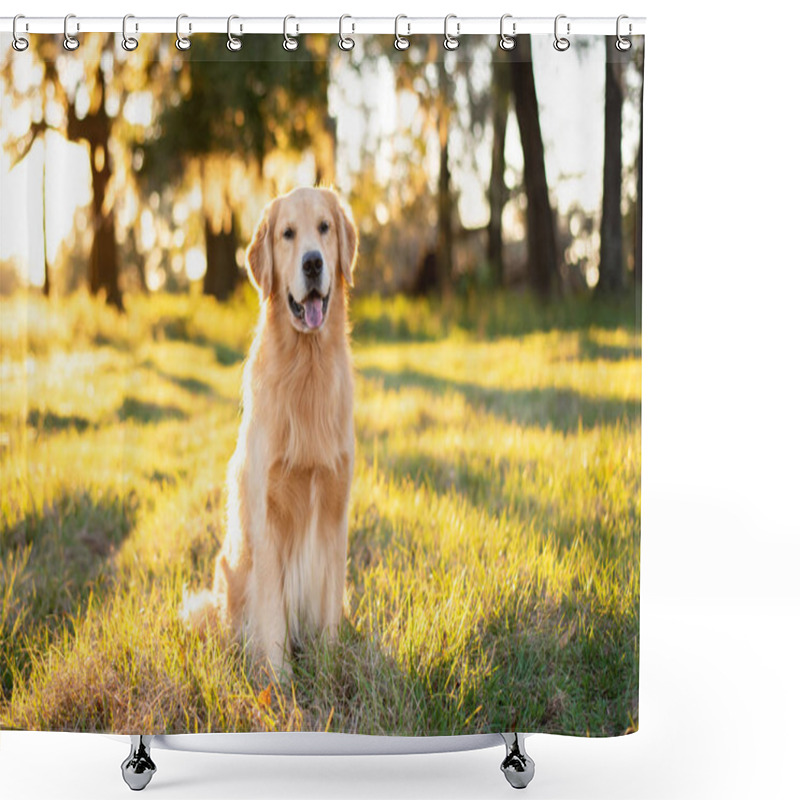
[179,587,221,636]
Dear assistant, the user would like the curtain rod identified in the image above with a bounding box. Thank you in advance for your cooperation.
[0,16,646,37]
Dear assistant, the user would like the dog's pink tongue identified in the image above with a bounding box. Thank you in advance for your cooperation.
[304,296,324,329]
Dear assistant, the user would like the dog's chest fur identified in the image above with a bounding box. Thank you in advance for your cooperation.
[265,462,349,636]
[243,299,354,637]
[248,298,354,468]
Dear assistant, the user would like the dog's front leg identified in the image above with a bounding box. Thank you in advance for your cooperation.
[322,517,348,638]
[317,461,352,638]
[229,429,290,680]
[247,534,290,681]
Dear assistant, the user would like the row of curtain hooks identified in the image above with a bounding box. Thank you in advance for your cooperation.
[10,13,633,55]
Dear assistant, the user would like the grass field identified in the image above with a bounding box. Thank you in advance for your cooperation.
[0,288,640,737]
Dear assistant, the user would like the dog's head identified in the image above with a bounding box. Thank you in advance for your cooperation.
[246,187,357,333]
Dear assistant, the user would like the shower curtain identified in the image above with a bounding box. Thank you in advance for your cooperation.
[0,26,642,739]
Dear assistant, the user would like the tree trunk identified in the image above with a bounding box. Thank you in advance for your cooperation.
[314,112,337,186]
[436,137,454,295]
[510,36,559,297]
[88,202,122,308]
[435,59,453,296]
[68,55,123,310]
[127,227,148,293]
[488,60,510,287]
[88,154,122,309]
[203,215,240,301]
[599,37,625,293]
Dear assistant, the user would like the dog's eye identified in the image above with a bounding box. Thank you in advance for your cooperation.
[318,221,330,234]
[283,227,295,240]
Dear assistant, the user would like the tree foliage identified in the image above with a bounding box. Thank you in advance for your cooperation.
[137,35,332,300]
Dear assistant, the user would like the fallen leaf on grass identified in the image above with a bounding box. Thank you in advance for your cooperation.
[257,686,273,710]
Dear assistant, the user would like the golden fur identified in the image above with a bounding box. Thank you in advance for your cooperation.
[182,187,357,679]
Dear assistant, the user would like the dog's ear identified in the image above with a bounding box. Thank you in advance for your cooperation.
[246,201,277,300]
[335,197,358,287]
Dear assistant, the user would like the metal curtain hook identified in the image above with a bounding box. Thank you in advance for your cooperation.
[443,14,460,51]
[12,14,29,52]
[227,15,242,51]
[499,14,516,51]
[338,15,355,51]
[283,15,299,51]
[553,14,570,52]
[394,15,410,51]
[63,13,80,51]
[175,14,191,51]
[122,14,138,51]
[616,15,632,51]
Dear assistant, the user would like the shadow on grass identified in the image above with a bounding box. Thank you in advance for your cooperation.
[576,332,641,363]
[351,290,641,344]
[22,398,189,440]
[149,367,221,399]
[352,314,439,343]
[211,342,245,367]
[0,488,138,699]
[117,397,188,424]
[289,584,637,736]
[161,373,216,396]
[26,409,93,433]
[360,367,640,433]
[476,593,639,736]
[157,318,245,367]
[366,450,527,528]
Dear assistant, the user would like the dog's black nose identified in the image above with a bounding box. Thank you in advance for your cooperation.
[302,251,323,280]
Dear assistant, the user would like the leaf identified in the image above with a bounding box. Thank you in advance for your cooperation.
[256,686,272,710]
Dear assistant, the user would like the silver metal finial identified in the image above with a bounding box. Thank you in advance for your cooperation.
[121,735,157,791]
[500,733,535,790]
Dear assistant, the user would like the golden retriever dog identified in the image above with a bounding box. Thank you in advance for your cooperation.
[182,187,357,679]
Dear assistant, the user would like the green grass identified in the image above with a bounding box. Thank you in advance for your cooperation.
[0,288,640,736]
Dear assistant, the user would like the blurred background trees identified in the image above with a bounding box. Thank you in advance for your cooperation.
[598,36,624,294]
[1,33,644,307]
[136,35,331,300]
[2,34,136,308]
[487,57,510,289]
[510,34,559,297]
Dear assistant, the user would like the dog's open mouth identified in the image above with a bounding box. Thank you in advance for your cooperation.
[288,290,329,330]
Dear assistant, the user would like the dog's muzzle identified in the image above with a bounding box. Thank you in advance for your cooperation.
[288,289,330,330]
[289,250,329,330]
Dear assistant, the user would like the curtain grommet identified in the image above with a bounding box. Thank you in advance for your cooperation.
[615,15,632,51]
[12,14,29,51]
[283,15,299,52]
[443,14,460,51]
[121,14,139,51]
[227,15,242,52]
[63,13,80,51]
[175,14,191,51]
[394,15,410,51]
[553,14,570,52]
[499,14,516,51]
[338,15,355,51]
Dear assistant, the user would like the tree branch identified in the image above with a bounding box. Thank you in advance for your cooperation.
[8,120,59,167]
